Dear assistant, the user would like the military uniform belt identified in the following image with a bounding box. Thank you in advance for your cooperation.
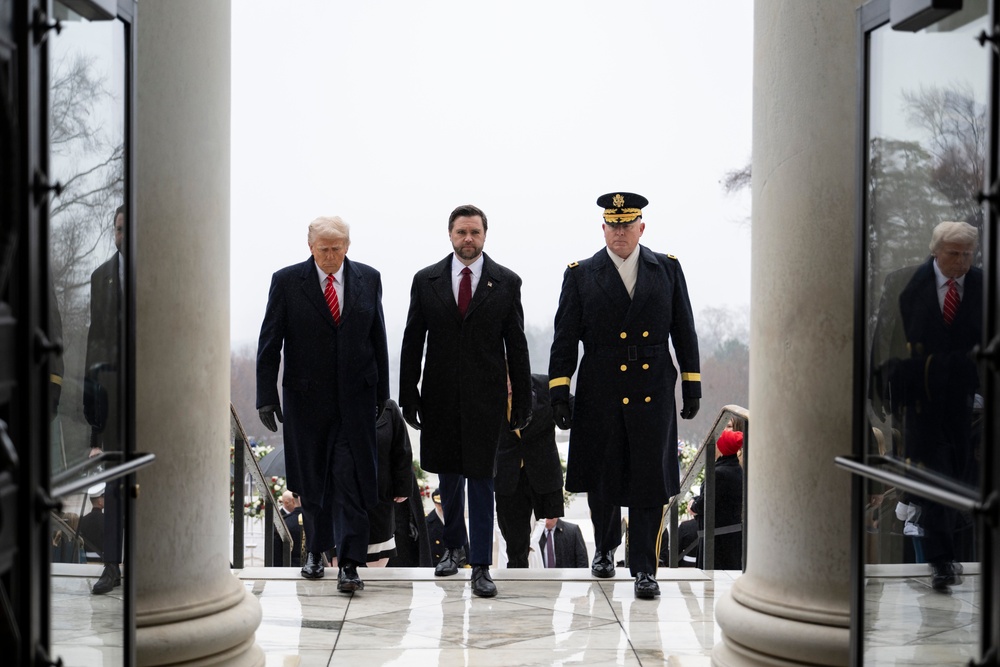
[587,343,667,361]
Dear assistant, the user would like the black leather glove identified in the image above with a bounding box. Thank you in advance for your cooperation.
[408,517,419,542]
[510,407,532,432]
[259,404,283,432]
[376,400,386,420]
[402,405,422,430]
[552,402,572,430]
[680,397,700,420]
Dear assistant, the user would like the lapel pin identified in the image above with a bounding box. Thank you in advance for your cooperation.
[487,281,493,287]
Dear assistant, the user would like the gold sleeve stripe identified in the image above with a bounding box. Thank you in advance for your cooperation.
[50,374,63,385]
[681,372,701,382]
[549,377,571,389]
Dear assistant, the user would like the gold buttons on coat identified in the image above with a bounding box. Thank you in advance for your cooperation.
[620,332,627,339]
[642,331,649,337]
[642,363,649,370]
[644,396,651,403]
[620,364,627,372]
[622,397,629,405]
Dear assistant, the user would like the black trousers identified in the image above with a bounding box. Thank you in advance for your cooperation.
[301,434,369,566]
[496,468,564,568]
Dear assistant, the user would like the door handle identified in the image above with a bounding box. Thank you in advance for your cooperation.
[973,335,1000,371]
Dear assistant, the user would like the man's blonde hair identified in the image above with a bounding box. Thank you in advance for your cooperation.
[308,216,350,245]
[929,221,978,252]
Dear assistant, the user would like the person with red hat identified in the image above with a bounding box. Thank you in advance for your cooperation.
[691,419,745,570]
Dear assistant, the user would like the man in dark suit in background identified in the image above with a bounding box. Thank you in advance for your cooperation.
[257,216,389,592]
[399,204,532,598]
[549,192,701,600]
[538,517,588,568]
[880,220,982,592]
[85,205,125,596]
[496,373,567,568]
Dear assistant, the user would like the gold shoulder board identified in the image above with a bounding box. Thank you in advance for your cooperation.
[568,261,580,269]
[667,254,677,260]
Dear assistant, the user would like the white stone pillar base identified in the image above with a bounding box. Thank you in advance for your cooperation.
[713,591,849,667]
[137,583,262,667]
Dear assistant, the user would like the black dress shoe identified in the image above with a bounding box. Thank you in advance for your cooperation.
[301,551,325,579]
[931,562,960,592]
[591,551,615,578]
[92,563,121,595]
[434,546,468,576]
[337,563,364,593]
[634,572,660,599]
[470,565,497,598]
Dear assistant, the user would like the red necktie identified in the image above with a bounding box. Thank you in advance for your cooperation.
[545,529,556,568]
[458,267,472,317]
[943,279,959,325]
[325,274,341,325]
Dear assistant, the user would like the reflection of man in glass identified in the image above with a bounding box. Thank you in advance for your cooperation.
[876,221,982,592]
[84,205,125,595]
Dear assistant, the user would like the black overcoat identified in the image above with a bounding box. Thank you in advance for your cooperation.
[256,256,390,510]
[549,245,700,507]
[896,259,982,471]
[399,253,531,478]
[84,253,122,449]
[495,374,564,497]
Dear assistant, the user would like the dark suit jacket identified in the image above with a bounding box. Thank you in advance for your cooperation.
[549,245,700,506]
[399,253,531,478]
[495,374,564,498]
[84,253,122,447]
[256,256,389,509]
[538,519,587,568]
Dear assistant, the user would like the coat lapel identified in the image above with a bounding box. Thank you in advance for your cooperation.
[623,246,656,329]
[591,249,630,326]
[299,257,337,329]
[429,255,458,320]
[954,267,982,328]
[464,253,498,318]
[340,257,361,321]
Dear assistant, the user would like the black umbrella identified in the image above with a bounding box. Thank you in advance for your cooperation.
[256,444,287,478]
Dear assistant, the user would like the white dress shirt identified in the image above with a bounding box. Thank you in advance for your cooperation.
[606,246,640,299]
[451,254,484,304]
[314,260,344,308]
[932,259,965,313]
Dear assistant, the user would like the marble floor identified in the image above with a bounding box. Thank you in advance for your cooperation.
[49,562,982,666]
[245,567,730,667]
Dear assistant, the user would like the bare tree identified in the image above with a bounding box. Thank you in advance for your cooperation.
[49,52,124,334]
[722,162,751,195]
[902,82,986,226]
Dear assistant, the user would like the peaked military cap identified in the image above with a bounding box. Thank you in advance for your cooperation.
[597,192,648,224]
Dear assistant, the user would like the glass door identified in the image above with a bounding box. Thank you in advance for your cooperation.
[840,0,999,664]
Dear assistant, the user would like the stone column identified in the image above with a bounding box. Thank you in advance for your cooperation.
[713,1,862,665]
[133,2,263,665]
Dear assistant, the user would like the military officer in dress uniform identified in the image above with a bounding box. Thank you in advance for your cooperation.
[548,192,701,599]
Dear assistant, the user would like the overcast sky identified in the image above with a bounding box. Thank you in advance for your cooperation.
[230,2,754,356]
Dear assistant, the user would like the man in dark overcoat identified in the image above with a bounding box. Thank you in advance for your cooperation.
[549,192,701,599]
[880,220,982,592]
[399,203,532,598]
[84,205,126,596]
[495,373,567,567]
[257,216,389,592]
